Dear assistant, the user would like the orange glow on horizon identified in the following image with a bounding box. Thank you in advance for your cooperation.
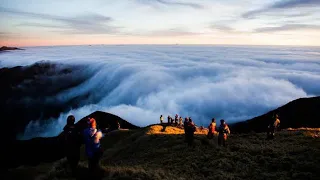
[2,32,320,47]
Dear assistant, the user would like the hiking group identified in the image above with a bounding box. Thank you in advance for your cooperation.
[62,115,104,178]
[62,112,280,177]
[160,113,281,146]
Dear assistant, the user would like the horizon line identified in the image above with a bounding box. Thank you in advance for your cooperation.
[6,43,320,48]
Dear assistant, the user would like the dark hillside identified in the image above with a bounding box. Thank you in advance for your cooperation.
[4,111,138,169]
[0,62,91,142]
[231,96,320,133]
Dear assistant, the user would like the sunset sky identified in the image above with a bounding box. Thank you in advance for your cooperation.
[1,0,320,47]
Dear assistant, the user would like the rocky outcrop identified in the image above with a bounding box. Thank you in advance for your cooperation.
[0,46,24,51]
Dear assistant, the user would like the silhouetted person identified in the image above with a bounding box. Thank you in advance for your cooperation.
[267,114,280,139]
[207,118,216,139]
[175,114,179,125]
[117,120,121,130]
[160,115,164,124]
[83,118,103,176]
[186,118,196,146]
[63,115,81,173]
[184,117,189,142]
[218,119,230,146]
[167,115,171,124]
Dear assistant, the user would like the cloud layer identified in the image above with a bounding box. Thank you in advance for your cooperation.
[0,7,118,34]
[243,0,320,19]
[1,45,319,139]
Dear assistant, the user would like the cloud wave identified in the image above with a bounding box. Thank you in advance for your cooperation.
[1,45,319,139]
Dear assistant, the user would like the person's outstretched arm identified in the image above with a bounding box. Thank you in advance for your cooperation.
[94,131,103,144]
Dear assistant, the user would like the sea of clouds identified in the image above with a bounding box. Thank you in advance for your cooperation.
[1,45,319,139]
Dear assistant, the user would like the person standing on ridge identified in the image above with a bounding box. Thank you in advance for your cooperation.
[83,118,103,175]
[207,118,217,139]
[179,116,183,127]
[184,117,189,142]
[187,118,196,146]
[267,114,280,139]
[167,115,171,125]
[63,115,81,173]
[218,119,230,147]
[160,115,164,124]
[175,114,179,125]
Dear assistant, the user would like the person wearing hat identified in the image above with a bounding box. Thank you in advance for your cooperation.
[83,118,103,174]
[218,119,230,146]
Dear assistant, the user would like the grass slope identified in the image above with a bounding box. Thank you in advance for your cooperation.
[6,125,320,180]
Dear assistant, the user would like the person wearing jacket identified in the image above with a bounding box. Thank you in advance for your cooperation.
[218,119,230,146]
[186,118,196,146]
[207,118,217,139]
[83,118,103,174]
[63,115,81,173]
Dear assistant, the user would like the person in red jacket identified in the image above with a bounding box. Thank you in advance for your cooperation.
[207,118,216,139]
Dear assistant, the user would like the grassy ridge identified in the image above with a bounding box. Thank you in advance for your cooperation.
[6,125,320,180]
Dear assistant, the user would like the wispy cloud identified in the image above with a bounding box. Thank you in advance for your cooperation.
[211,24,235,32]
[255,24,320,33]
[126,27,202,37]
[242,0,320,18]
[136,0,204,9]
[0,7,119,34]
[270,0,320,9]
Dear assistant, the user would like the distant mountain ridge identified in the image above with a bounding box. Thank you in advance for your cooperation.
[0,46,24,51]
[230,96,320,133]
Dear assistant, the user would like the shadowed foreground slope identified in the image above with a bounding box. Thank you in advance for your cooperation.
[7,125,320,180]
[4,111,139,169]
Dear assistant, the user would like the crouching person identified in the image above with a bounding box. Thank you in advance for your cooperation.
[84,118,103,175]
[218,119,230,147]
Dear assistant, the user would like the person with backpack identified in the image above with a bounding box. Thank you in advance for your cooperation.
[63,115,81,173]
[207,118,216,139]
[218,119,230,147]
[83,118,103,174]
